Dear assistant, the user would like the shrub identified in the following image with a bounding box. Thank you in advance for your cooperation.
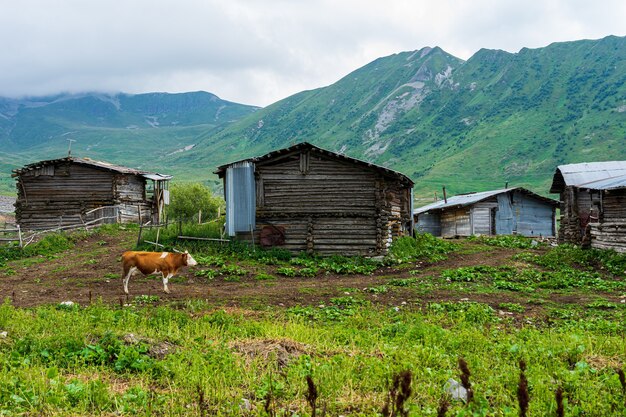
[467,235,541,249]
[166,183,223,221]
[388,234,457,263]
[277,267,297,277]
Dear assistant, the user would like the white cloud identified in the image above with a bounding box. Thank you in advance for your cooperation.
[0,0,624,106]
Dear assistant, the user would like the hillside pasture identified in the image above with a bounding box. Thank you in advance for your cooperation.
[0,226,624,415]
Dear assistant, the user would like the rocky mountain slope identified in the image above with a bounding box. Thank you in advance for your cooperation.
[2,36,625,200]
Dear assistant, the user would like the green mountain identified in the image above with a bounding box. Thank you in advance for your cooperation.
[0,91,259,193]
[2,36,625,202]
[171,35,626,203]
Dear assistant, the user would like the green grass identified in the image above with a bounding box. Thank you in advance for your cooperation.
[2,227,626,415]
[0,300,624,416]
[387,234,458,263]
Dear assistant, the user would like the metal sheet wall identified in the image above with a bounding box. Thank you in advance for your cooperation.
[512,192,555,237]
[225,162,256,236]
[496,194,514,234]
[416,212,442,236]
[496,191,555,236]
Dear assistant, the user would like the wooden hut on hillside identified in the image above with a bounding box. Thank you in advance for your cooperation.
[550,161,626,246]
[215,142,414,256]
[414,187,558,237]
[12,157,172,230]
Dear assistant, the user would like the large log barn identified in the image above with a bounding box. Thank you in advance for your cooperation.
[13,157,172,230]
[550,161,626,248]
[215,142,414,256]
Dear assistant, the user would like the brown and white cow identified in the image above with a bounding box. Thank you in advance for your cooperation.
[121,250,198,294]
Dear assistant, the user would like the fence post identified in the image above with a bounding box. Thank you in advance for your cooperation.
[198,210,202,224]
[137,223,144,246]
[17,225,23,249]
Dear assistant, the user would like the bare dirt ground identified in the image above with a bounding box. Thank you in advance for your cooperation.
[0,229,607,316]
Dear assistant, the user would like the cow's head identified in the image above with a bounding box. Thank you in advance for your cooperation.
[183,250,198,266]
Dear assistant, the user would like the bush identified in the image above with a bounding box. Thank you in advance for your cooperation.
[166,183,223,221]
[467,234,541,249]
[388,234,457,263]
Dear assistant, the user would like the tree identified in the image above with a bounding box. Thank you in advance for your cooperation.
[166,183,223,221]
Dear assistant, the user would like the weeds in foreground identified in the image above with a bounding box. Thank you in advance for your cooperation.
[382,370,412,417]
[517,360,529,417]
[555,386,564,417]
[0,300,624,415]
[458,357,474,404]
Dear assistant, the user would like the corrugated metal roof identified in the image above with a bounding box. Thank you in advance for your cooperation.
[414,187,557,215]
[414,188,509,214]
[578,174,626,190]
[214,142,414,186]
[142,173,173,181]
[550,161,626,192]
[12,157,172,180]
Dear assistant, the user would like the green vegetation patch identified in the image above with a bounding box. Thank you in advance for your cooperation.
[0,291,624,416]
[467,234,544,249]
[388,234,458,263]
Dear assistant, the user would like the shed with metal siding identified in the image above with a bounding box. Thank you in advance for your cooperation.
[12,157,172,230]
[414,187,557,238]
[550,161,626,245]
[215,142,414,256]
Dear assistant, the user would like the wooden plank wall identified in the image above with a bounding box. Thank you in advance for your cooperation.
[472,200,498,235]
[252,152,411,256]
[15,162,153,230]
[441,208,471,237]
[590,189,626,252]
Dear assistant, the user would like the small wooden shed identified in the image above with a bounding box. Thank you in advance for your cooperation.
[12,157,172,230]
[550,161,626,245]
[414,187,558,237]
[215,142,414,256]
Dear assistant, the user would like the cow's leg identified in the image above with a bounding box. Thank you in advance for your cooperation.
[162,272,173,293]
[123,266,138,295]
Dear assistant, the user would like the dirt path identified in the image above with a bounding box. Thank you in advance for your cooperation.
[0,230,604,313]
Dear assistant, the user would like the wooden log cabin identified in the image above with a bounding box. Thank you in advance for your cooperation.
[550,161,626,246]
[215,142,414,256]
[12,157,172,230]
[414,187,558,238]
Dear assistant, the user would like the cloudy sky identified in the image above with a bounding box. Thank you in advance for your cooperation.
[1,0,624,107]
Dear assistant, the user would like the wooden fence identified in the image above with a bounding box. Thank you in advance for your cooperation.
[0,224,23,248]
[0,206,121,248]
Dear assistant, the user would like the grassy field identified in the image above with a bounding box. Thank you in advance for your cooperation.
[0,229,625,416]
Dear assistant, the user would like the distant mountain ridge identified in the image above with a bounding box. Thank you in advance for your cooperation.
[2,35,625,200]
[0,91,259,192]
[173,35,625,200]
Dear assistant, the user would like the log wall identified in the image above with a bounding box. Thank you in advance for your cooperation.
[590,189,626,252]
[558,186,592,244]
[249,151,411,256]
[15,162,154,230]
